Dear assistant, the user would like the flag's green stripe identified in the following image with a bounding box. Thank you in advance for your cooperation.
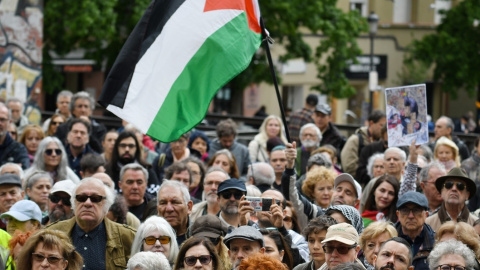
[147,12,261,142]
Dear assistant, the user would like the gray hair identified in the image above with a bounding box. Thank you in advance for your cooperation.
[307,153,332,170]
[56,90,73,103]
[0,102,11,119]
[30,137,69,180]
[24,171,53,190]
[299,123,322,141]
[438,116,455,132]
[0,163,24,179]
[418,161,446,183]
[71,177,115,214]
[367,153,384,178]
[384,147,407,162]
[247,163,275,186]
[418,145,433,162]
[246,185,262,197]
[6,97,24,112]
[157,180,190,206]
[205,166,230,178]
[119,163,149,183]
[331,262,365,270]
[428,239,476,270]
[130,216,179,263]
[127,251,171,270]
[70,91,95,113]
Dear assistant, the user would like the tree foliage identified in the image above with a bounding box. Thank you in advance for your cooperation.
[410,0,480,98]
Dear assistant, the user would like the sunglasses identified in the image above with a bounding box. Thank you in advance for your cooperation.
[49,195,71,206]
[52,121,63,125]
[143,236,170,245]
[444,181,465,191]
[75,195,106,203]
[32,253,64,264]
[45,149,62,156]
[322,244,357,255]
[219,191,244,200]
[398,207,424,216]
[184,255,212,266]
[283,216,292,222]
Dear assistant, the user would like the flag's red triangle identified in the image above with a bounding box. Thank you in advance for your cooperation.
[204,0,261,34]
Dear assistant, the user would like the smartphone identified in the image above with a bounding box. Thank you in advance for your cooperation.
[245,196,278,212]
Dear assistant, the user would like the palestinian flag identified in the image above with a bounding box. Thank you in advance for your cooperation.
[99,0,262,142]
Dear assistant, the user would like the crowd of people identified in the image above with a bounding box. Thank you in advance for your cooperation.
[0,91,478,270]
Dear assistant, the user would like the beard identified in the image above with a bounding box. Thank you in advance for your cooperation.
[119,155,135,165]
[221,201,239,215]
[206,192,218,204]
[377,263,395,270]
[301,139,318,149]
[49,208,73,223]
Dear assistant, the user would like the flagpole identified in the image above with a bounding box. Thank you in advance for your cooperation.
[260,18,291,143]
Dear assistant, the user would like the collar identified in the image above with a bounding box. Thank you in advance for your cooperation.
[437,202,470,222]
[73,220,105,238]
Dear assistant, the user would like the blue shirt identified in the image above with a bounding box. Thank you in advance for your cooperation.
[72,222,106,270]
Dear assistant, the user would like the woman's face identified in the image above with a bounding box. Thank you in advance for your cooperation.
[213,154,231,173]
[313,181,333,209]
[374,181,396,211]
[372,159,385,178]
[437,254,465,270]
[266,118,281,138]
[187,162,201,189]
[191,137,208,156]
[183,244,212,270]
[308,230,327,265]
[27,178,52,206]
[44,142,62,170]
[142,230,171,258]
[49,116,65,134]
[283,207,293,230]
[264,235,284,262]
[436,145,454,162]
[363,232,391,265]
[25,131,42,154]
[31,242,67,270]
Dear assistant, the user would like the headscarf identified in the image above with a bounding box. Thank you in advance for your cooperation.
[327,205,364,235]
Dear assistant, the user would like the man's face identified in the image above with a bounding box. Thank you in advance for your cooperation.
[157,186,192,232]
[308,231,327,264]
[441,178,469,207]
[374,241,412,270]
[228,239,263,268]
[396,203,428,235]
[434,118,450,139]
[118,137,137,164]
[313,112,330,131]
[369,118,386,140]
[219,135,235,150]
[72,98,92,118]
[102,132,118,155]
[257,190,284,222]
[171,170,190,188]
[420,168,444,208]
[0,164,21,176]
[218,188,243,215]
[324,240,359,268]
[74,181,107,229]
[203,171,228,204]
[0,107,10,138]
[48,191,73,223]
[57,96,71,115]
[269,150,287,175]
[0,185,23,213]
[331,181,357,206]
[67,123,89,150]
[119,169,146,207]
[300,127,319,149]
[7,102,21,123]
[170,137,188,157]
[384,151,404,176]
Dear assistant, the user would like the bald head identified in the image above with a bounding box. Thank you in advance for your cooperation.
[91,172,115,192]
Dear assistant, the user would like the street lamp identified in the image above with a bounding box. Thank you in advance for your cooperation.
[368,11,379,115]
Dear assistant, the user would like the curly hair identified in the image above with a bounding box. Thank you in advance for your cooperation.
[302,215,337,240]
[238,253,288,270]
[428,239,476,270]
[8,230,35,260]
[435,221,480,260]
[302,167,336,204]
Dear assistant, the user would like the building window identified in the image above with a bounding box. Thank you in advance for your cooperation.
[393,0,412,23]
[433,0,451,24]
[350,0,368,17]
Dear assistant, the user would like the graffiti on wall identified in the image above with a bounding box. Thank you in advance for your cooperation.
[0,0,42,102]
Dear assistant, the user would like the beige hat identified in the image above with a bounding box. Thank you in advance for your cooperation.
[321,223,359,246]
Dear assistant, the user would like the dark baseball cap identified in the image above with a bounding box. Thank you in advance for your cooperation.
[396,191,428,210]
[315,103,331,115]
[217,178,246,194]
[190,215,228,238]
[223,226,264,248]
[0,174,21,187]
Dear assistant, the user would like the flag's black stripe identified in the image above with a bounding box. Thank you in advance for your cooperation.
[99,0,187,108]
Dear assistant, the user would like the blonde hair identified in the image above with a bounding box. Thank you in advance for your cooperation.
[302,167,336,200]
[255,115,288,146]
[359,221,398,251]
[435,221,480,260]
[434,136,460,167]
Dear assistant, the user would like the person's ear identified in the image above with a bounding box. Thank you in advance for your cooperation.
[279,250,285,261]
[187,200,193,214]
[396,210,400,218]
[62,260,68,270]
[79,171,85,179]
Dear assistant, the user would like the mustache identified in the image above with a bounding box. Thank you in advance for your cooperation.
[380,263,395,270]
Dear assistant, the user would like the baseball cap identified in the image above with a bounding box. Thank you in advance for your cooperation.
[0,200,42,223]
[0,174,21,187]
[396,191,428,210]
[217,178,246,194]
[190,215,228,238]
[50,179,76,196]
[322,223,359,246]
[223,226,264,248]
[334,174,362,199]
[315,103,331,115]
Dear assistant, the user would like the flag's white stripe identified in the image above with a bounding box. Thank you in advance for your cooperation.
[107,0,243,132]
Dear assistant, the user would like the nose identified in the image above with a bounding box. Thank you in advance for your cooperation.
[408,210,415,218]
[237,250,245,260]
[40,257,49,266]
[194,258,202,267]
[166,202,175,211]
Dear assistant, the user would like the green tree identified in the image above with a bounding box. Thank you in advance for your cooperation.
[410,0,480,98]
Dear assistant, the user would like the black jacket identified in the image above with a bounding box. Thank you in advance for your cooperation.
[0,133,29,169]
[55,118,107,153]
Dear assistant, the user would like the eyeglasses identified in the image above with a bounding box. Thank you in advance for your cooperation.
[45,149,62,156]
[119,143,136,149]
[322,244,357,254]
[184,255,212,266]
[49,195,71,206]
[143,236,171,245]
[52,121,63,125]
[32,253,64,264]
[283,216,292,222]
[219,191,244,200]
[437,265,466,270]
[75,194,106,203]
[444,181,465,191]
[398,207,424,216]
